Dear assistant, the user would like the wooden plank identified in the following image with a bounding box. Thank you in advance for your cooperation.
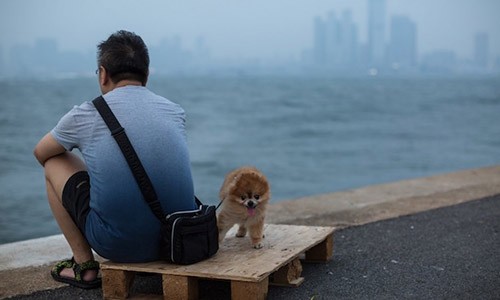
[128,295,162,300]
[102,224,335,283]
[305,234,334,262]
[270,258,304,287]
[270,277,304,288]
[231,277,268,300]
[162,274,198,300]
[101,269,135,299]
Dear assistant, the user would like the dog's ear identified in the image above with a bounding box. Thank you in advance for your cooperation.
[226,175,241,196]
[219,172,240,200]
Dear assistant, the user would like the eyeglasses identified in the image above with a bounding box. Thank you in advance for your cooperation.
[95,69,99,75]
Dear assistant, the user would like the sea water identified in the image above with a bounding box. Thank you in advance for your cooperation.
[1,76,499,243]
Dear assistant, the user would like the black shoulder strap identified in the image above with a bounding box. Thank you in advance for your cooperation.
[92,96,166,221]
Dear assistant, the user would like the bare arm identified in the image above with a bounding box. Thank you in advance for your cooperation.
[33,133,66,166]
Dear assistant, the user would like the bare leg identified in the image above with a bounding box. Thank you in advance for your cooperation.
[44,152,96,281]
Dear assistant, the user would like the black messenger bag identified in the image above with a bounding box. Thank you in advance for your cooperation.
[93,96,219,265]
[161,199,219,264]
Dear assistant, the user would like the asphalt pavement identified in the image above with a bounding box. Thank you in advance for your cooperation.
[9,194,500,300]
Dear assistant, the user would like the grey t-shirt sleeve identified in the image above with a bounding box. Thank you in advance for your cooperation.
[50,106,80,151]
[50,101,97,151]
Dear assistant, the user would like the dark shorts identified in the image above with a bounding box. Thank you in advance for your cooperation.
[62,171,91,235]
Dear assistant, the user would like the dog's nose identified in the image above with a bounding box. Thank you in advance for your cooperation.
[247,200,256,208]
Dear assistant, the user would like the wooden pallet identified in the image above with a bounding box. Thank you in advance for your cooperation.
[101,224,335,300]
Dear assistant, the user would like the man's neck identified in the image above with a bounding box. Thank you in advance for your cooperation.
[101,79,143,94]
[115,80,142,88]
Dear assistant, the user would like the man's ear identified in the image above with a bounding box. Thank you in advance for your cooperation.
[99,66,109,86]
[143,69,149,86]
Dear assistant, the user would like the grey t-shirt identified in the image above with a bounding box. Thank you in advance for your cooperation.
[51,85,196,262]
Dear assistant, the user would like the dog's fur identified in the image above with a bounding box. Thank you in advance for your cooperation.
[217,166,270,249]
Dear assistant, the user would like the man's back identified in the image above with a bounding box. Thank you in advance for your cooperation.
[51,85,196,262]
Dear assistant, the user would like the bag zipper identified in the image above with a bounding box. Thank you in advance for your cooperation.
[165,206,203,220]
[171,217,181,263]
[168,205,204,263]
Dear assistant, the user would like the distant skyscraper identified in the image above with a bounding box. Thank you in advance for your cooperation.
[150,36,191,74]
[313,16,327,66]
[474,32,489,68]
[325,11,341,67]
[194,36,210,60]
[313,10,359,70]
[368,0,386,66]
[34,38,58,73]
[388,15,417,68]
[10,43,35,75]
[339,10,358,67]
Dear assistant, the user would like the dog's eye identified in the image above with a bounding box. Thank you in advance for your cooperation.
[240,196,246,200]
[254,195,260,200]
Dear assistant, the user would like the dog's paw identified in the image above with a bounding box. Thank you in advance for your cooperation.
[253,242,263,249]
[236,226,247,238]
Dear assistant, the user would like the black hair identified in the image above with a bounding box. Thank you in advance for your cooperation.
[97,30,149,85]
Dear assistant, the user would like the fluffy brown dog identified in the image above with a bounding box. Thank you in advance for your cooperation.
[217,166,270,249]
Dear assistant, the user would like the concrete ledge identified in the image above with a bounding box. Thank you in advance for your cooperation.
[0,235,71,271]
[266,165,500,227]
[1,165,499,299]
[0,236,100,299]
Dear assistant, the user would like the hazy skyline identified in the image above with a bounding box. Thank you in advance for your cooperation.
[1,0,500,62]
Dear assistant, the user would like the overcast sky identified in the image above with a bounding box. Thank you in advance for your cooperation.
[1,0,499,61]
